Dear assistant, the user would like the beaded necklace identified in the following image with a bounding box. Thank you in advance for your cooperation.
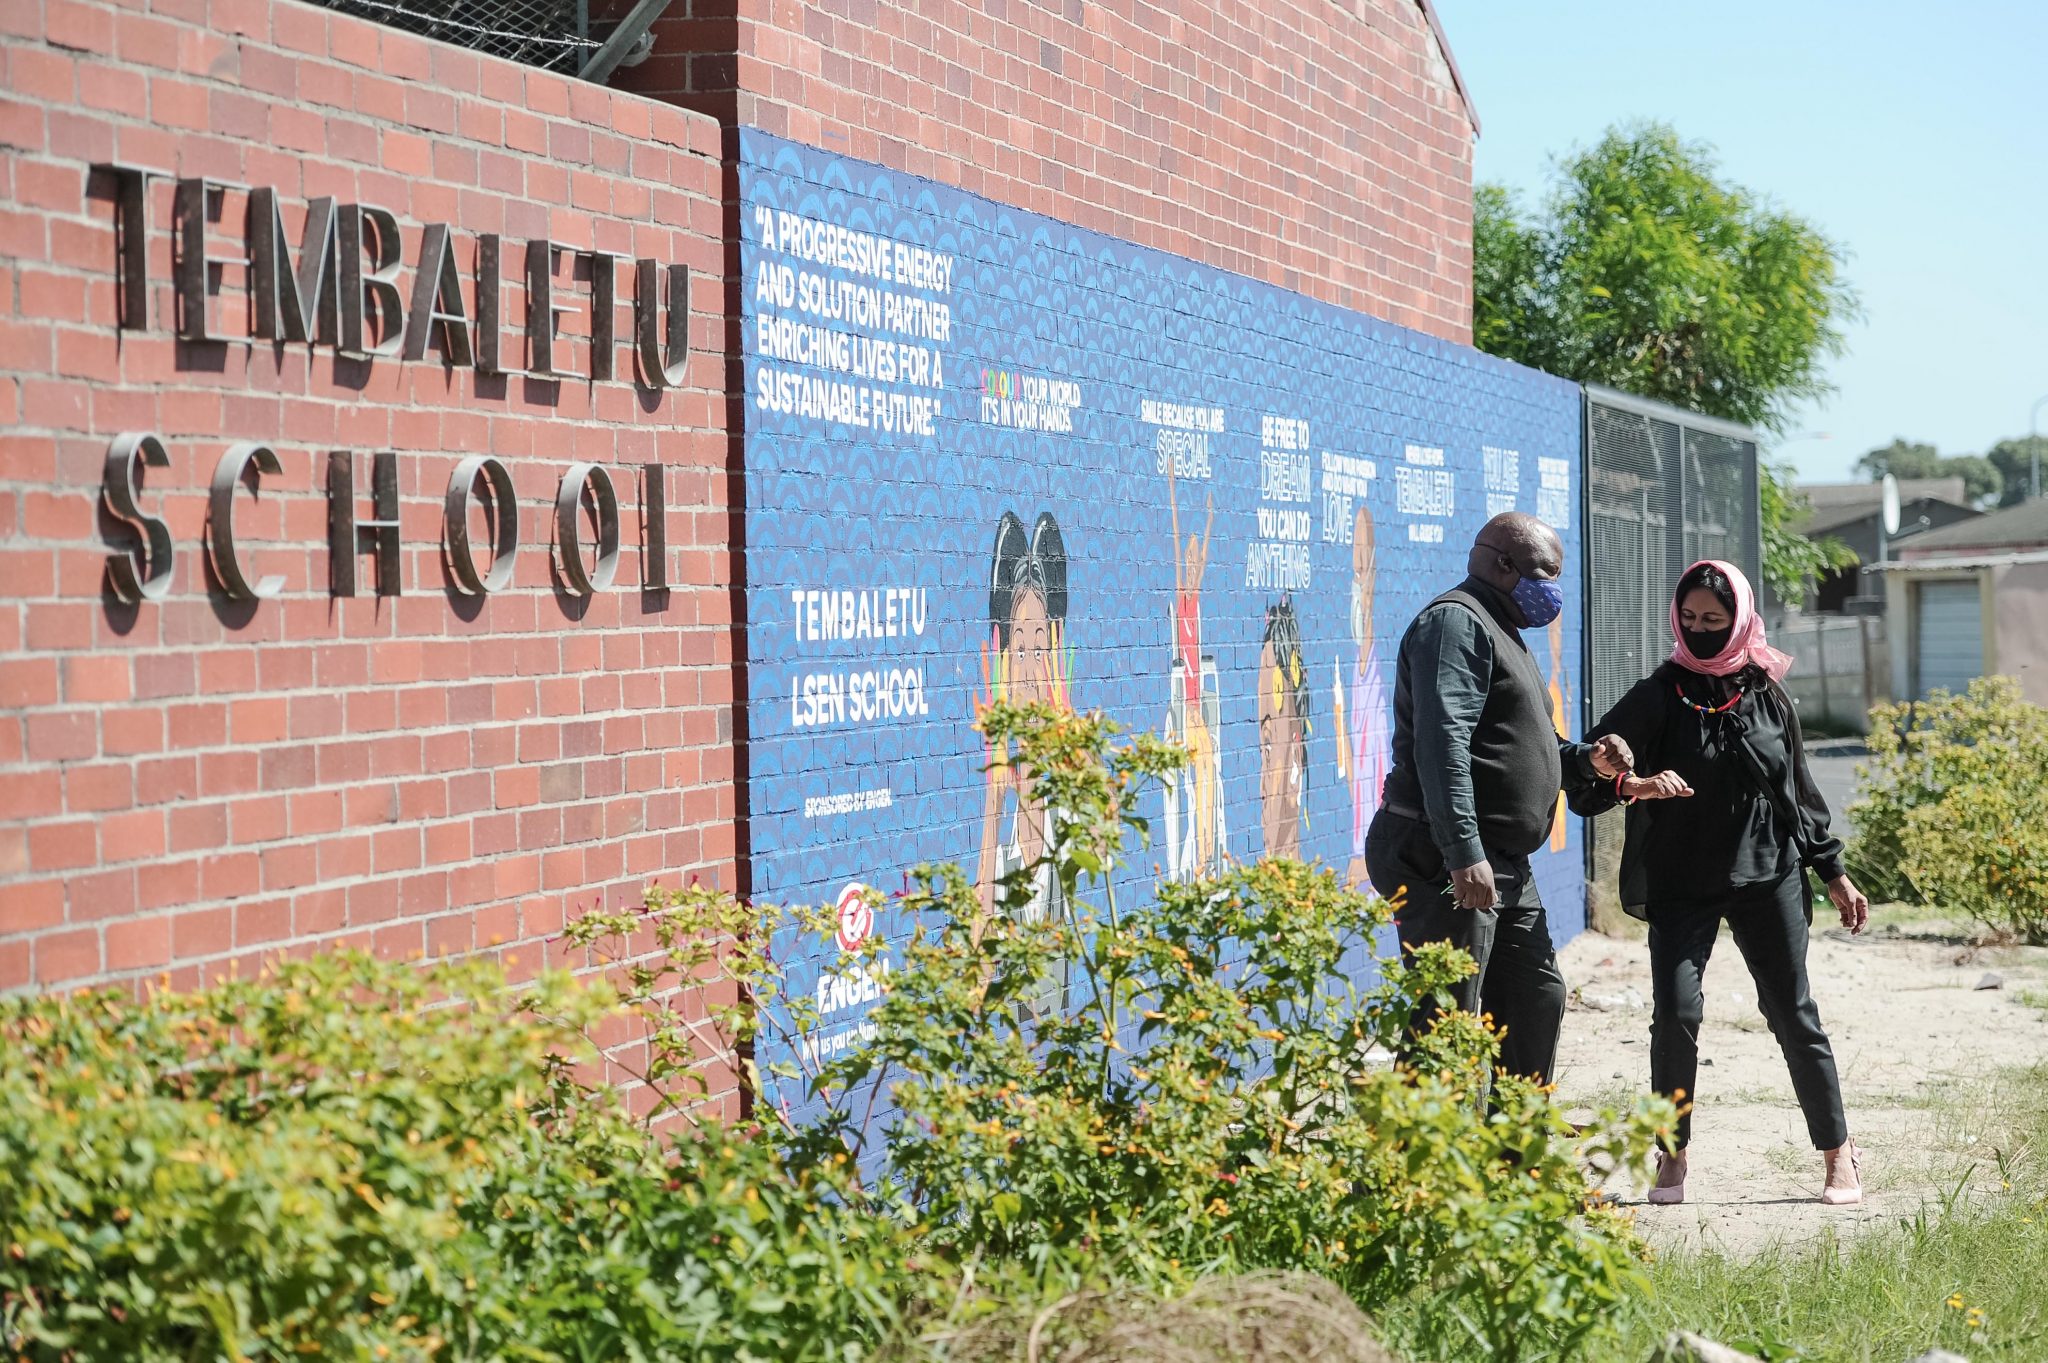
[1673,684,1743,716]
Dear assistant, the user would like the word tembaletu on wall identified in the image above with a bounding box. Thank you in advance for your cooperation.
[89,165,692,607]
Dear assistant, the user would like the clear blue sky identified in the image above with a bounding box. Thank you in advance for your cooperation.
[1438,1,2048,486]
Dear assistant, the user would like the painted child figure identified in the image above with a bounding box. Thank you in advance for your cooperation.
[1168,453,1219,870]
[1335,504,1392,887]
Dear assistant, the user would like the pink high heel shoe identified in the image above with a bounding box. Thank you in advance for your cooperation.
[1821,1140,1862,1206]
[1647,1149,1687,1205]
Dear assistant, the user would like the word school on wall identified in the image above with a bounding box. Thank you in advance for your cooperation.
[101,435,674,606]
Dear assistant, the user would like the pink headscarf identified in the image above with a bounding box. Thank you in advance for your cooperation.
[1669,559,1793,681]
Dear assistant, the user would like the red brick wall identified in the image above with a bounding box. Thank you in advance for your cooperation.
[610,0,1477,342]
[0,0,736,1045]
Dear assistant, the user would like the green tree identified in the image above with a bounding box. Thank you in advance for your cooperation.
[1943,455,2005,508]
[1856,439,2004,508]
[1855,438,1943,482]
[1471,123,1859,601]
[1761,459,1857,606]
[1987,435,2048,506]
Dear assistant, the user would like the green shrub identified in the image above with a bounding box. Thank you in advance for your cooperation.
[1854,676,2048,941]
[571,704,1672,1363]
[4,703,1670,1363]
[0,953,932,1362]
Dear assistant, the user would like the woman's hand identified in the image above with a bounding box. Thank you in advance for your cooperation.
[1622,770,1693,801]
[1827,874,1870,935]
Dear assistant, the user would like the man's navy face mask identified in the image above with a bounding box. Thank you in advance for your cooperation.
[1511,576,1566,628]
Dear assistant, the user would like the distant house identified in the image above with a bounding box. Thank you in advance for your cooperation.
[1879,498,2048,703]
[1794,479,1982,613]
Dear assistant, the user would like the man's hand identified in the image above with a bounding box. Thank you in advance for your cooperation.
[1827,874,1870,935]
[1588,734,1634,779]
[1450,860,1497,911]
[1622,770,1693,801]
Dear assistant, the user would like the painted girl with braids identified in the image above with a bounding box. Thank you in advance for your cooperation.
[1258,595,1311,859]
[976,512,1073,962]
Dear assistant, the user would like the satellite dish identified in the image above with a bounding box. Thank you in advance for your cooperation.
[1881,473,1901,536]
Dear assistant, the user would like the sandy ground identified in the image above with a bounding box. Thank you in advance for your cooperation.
[1554,912,2048,1255]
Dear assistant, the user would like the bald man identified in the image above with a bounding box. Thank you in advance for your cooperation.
[1365,512,1631,1086]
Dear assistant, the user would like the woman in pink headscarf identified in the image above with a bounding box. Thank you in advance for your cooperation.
[1573,560,1870,1209]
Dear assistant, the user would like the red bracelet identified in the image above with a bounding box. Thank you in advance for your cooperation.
[1614,769,1635,805]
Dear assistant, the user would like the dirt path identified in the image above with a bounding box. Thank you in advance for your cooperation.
[1555,913,2048,1255]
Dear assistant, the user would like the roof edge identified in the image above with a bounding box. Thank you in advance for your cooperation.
[1875,549,2048,572]
[1414,0,1479,137]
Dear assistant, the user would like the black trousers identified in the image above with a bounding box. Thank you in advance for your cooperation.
[1364,810,1565,1085]
[1648,870,1847,1151]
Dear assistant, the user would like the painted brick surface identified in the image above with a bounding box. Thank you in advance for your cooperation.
[737,131,1581,1132]
[0,0,737,1108]
[610,0,1478,344]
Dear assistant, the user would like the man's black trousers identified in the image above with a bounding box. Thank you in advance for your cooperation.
[1648,870,1848,1151]
[1364,809,1565,1085]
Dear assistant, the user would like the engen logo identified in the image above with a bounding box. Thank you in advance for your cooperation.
[835,882,876,953]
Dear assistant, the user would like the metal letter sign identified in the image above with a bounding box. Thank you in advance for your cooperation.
[642,463,668,591]
[554,464,619,596]
[84,174,693,612]
[525,240,576,379]
[444,455,519,595]
[403,223,475,365]
[101,433,175,603]
[338,205,405,358]
[634,259,688,389]
[327,450,402,596]
[174,178,249,345]
[250,190,338,345]
[92,168,690,393]
[208,442,286,600]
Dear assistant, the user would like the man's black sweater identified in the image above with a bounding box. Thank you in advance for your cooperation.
[1381,577,1599,865]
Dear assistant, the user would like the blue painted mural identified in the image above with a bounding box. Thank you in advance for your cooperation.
[739,129,1585,1129]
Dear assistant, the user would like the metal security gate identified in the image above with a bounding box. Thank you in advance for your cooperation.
[1582,386,1762,722]
[1580,385,1761,923]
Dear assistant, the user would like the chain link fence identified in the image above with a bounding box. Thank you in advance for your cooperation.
[304,0,601,74]
[1581,386,1761,926]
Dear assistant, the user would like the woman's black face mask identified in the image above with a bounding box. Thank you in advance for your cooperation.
[1683,624,1734,659]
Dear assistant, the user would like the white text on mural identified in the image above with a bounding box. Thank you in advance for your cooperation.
[1143,398,1223,478]
[1538,456,1572,529]
[787,585,933,730]
[1483,445,1520,516]
[1248,414,1313,591]
[1396,444,1453,542]
[751,207,952,436]
[980,370,1083,432]
[1319,451,1378,544]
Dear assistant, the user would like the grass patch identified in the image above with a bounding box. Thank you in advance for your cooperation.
[1604,1063,2048,1363]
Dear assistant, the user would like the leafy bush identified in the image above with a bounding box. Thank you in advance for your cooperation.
[571,704,1672,1363]
[0,953,931,1362]
[1853,676,2048,940]
[5,704,1669,1363]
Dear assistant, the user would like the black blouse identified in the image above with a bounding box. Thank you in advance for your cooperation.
[1572,662,1845,913]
